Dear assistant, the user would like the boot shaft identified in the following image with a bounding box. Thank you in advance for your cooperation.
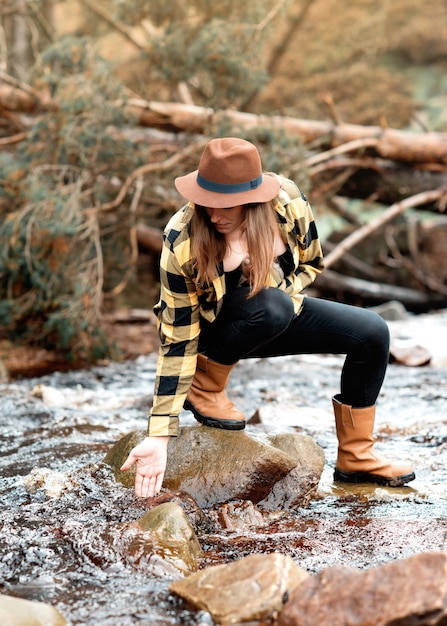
[193,353,234,393]
[185,354,246,429]
[332,394,414,485]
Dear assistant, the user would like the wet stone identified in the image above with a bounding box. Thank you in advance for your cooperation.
[257,433,325,510]
[105,425,315,508]
[22,467,78,498]
[149,489,215,533]
[215,500,266,531]
[278,551,447,626]
[135,501,202,572]
[170,552,309,624]
[0,594,67,626]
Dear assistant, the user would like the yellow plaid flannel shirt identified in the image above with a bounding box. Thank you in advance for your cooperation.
[147,178,324,436]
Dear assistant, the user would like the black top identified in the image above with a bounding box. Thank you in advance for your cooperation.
[225,247,294,293]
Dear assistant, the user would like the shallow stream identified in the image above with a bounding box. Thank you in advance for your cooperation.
[1,310,447,625]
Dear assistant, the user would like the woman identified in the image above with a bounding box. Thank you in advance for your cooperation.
[121,137,415,498]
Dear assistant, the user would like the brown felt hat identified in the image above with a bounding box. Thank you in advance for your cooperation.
[175,137,280,208]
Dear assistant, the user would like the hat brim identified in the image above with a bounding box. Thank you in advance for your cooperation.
[175,170,281,208]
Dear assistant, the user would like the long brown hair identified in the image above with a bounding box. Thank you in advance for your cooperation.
[191,201,278,296]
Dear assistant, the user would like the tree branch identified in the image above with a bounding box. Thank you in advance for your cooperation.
[305,137,380,168]
[78,0,147,50]
[92,140,208,212]
[315,269,447,307]
[323,189,447,269]
[0,130,28,144]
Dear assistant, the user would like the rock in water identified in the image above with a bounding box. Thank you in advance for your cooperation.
[105,425,299,507]
[0,594,67,625]
[170,552,309,624]
[257,433,325,510]
[278,551,447,626]
[136,501,202,572]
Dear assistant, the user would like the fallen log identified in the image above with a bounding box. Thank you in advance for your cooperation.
[0,78,56,113]
[319,190,447,304]
[323,189,447,269]
[127,100,447,165]
[2,82,447,167]
[136,223,163,253]
[309,156,447,205]
[314,269,447,310]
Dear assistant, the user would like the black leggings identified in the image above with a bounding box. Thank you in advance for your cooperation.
[198,286,390,408]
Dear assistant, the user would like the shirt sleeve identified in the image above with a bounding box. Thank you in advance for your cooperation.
[289,193,325,292]
[272,181,324,306]
[148,225,200,437]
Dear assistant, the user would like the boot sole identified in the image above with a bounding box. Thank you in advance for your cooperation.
[334,467,416,487]
[184,400,246,431]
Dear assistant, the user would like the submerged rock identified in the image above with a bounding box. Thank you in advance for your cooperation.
[0,594,67,625]
[22,467,77,498]
[149,490,214,533]
[135,501,202,573]
[105,425,313,507]
[99,501,203,576]
[170,552,308,624]
[215,500,267,531]
[278,551,447,626]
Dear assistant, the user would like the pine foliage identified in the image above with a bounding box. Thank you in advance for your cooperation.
[0,37,152,361]
[0,178,106,359]
[112,0,279,106]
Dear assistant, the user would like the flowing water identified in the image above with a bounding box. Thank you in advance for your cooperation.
[1,310,447,625]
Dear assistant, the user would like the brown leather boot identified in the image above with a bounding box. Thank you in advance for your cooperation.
[332,394,415,487]
[184,354,246,430]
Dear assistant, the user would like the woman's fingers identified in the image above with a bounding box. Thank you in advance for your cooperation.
[154,472,164,495]
[135,469,161,498]
[118,436,170,497]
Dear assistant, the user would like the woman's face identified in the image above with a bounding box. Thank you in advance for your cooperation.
[204,205,245,236]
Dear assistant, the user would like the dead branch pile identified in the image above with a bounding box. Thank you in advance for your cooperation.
[1,82,447,315]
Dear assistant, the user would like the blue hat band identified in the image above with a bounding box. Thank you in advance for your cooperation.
[197,172,263,194]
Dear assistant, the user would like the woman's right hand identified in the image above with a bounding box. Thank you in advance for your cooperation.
[120,436,170,498]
